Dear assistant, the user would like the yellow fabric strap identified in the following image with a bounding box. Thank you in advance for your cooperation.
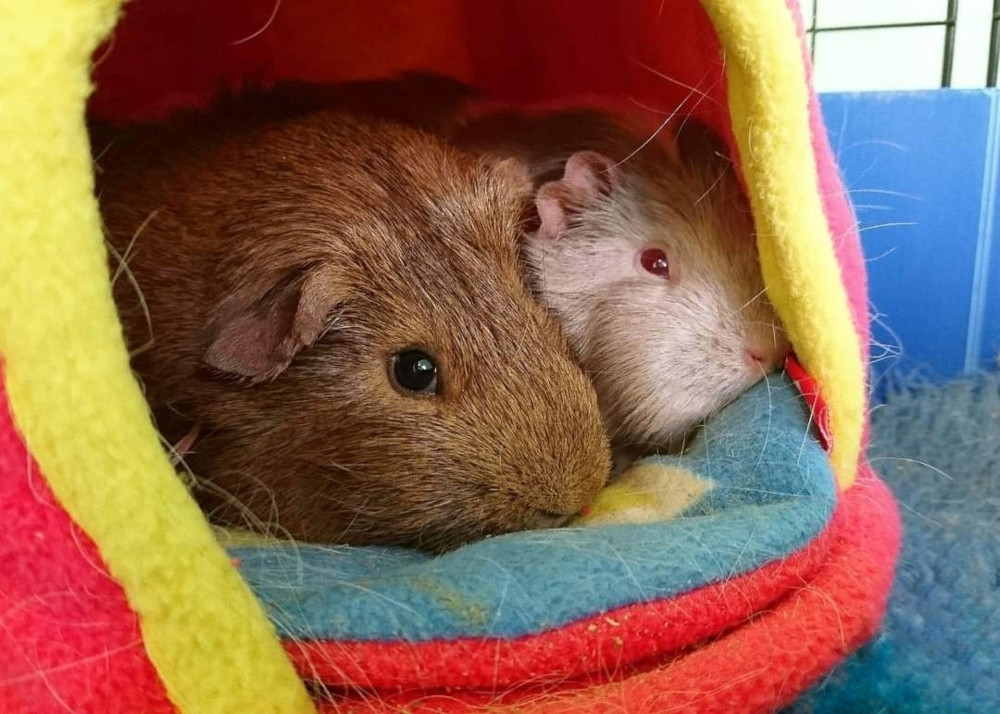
[0,1,315,711]
[701,0,865,488]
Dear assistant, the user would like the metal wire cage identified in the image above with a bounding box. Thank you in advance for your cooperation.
[807,0,960,87]
[990,0,1000,85]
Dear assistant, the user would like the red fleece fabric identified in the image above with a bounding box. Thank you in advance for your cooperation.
[0,374,174,714]
[787,357,833,451]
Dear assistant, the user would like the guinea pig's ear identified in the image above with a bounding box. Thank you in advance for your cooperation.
[535,151,619,240]
[203,266,342,382]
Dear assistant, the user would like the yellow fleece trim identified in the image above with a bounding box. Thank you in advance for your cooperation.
[700,0,864,488]
[571,463,711,527]
[0,1,315,711]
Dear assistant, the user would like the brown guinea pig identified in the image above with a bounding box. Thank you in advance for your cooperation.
[454,108,791,461]
[92,100,610,552]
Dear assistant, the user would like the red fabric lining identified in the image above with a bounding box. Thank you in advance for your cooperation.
[91,1,728,124]
[786,356,832,451]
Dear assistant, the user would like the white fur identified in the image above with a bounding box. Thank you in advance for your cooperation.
[526,134,790,454]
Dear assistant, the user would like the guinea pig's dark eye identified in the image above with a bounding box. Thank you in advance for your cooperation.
[639,248,671,279]
[390,349,439,395]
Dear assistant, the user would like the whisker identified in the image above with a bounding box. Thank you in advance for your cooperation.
[631,59,724,108]
[232,0,282,46]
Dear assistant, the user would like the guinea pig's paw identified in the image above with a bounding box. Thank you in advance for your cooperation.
[572,462,712,527]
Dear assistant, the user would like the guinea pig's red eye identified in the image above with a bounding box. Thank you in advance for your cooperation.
[639,248,670,279]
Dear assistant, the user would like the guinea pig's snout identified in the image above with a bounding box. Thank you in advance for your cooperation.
[512,459,608,531]
[492,359,611,533]
[540,463,609,521]
[744,339,790,374]
[745,345,772,371]
[522,498,585,530]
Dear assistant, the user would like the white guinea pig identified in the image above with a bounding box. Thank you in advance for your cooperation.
[456,110,791,462]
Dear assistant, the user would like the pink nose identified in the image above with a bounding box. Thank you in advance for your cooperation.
[745,345,779,371]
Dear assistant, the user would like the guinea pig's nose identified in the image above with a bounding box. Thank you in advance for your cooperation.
[745,344,781,372]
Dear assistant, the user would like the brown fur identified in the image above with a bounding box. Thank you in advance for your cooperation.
[93,102,610,552]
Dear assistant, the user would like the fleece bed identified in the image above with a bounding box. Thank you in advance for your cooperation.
[0,0,900,712]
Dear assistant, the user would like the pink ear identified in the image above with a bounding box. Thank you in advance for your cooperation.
[203,267,342,382]
[203,282,302,381]
[535,182,568,240]
[534,151,619,241]
[562,151,620,200]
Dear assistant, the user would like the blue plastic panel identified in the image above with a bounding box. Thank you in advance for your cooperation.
[819,89,1000,388]
[982,129,1000,367]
